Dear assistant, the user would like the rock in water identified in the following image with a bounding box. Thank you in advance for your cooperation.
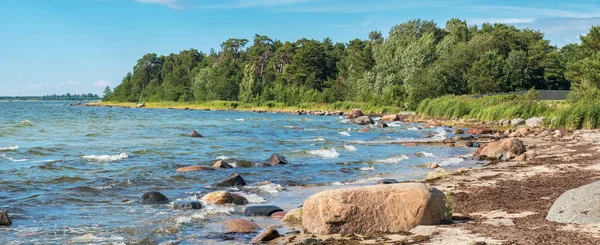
[225,218,260,233]
[0,210,11,226]
[188,130,203,138]
[283,208,303,224]
[376,179,399,185]
[375,122,388,128]
[381,114,400,122]
[141,191,169,204]
[252,228,280,243]
[136,103,145,108]
[213,159,234,168]
[352,116,374,125]
[214,172,246,187]
[245,205,284,216]
[266,153,288,165]
[173,200,202,210]
[201,191,248,205]
[346,108,364,119]
[479,138,526,160]
[547,180,600,224]
[176,165,215,172]
[302,183,450,235]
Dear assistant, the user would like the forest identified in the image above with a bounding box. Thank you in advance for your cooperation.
[1,93,100,101]
[104,19,600,110]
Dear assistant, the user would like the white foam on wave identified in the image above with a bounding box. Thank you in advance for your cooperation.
[343,145,357,152]
[440,157,464,166]
[215,155,229,160]
[20,120,33,125]
[1,154,29,162]
[338,131,351,136]
[82,153,129,162]
[235,192,267,204]
[431,127,448,140]
[359,166,375,171]
[244,182,283,194]
[417,152,435,157]
[175,204,234,225]
[388,121,403,127]
[0,146,18,151]
[309,148,340,158]
[407,126,419,130]
[375,154,409,163]
[235,118,244,122]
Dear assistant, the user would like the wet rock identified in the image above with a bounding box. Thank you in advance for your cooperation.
[245,205,284,216]
[176,165,215,172]
[270,211,286,220]
[173,200,202,210]
[510,118,525,126]
[453,129,465,134]
[479,138,526,160]
[452,135,474,141]
[467,128,492,135]
[213,159,235,168]
[266,153,288,165]
[346,108,364,119]
[375,121,388,128]
[252,228,280,243]
[188,130,203,138]
[286,230,301,235]
[137,103,145,108]
[283,208,303,224]
[215,172,246,187]
[425,120,442,128]
[302,183,450,234]
[376,179,399,185]
[427,162,440,169]
[201,191,248,205]
[225,218,260,233]
[526,117,543,127]
[352,116,374,125]
[0,210,11,226]
[298,238,322,244]
[454,141,473,147]
[360,127,370,132]
[426,168,450,181]
[381,114,400,122]
[141,191,169,204]
[547,180,600,224]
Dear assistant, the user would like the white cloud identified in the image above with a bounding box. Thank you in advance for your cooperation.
[133,0,182,9]
[54,80,79,87]
[94,79,110,87]
[28,84,45,89]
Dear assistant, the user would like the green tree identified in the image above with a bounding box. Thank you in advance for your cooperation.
[102,86,112,101]
[467,51,507,94]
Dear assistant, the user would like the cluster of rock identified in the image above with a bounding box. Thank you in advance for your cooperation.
[292,110,344,116]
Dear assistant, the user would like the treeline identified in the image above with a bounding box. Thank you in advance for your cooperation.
[106,19,598,109]
[0,93,100,101]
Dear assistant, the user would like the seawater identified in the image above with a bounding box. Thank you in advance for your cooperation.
[0,101,478,244]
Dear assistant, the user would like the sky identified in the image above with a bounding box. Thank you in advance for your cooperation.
[1,0,599,96]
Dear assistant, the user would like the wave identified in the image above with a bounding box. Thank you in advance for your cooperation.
[82,153,129,162]
[243,182,283,194]
[440,157,465,166]
[431,127,448,140]
[0,154,29,162]
[338,131,351,136]
[359,166,375,171]
[235,118,244,122]
[309,148,339,158]
[0,146,18,151]
[343,145,357,152]
[174,205,235,225]
[375,154,409,163]
[235,192,267,204]
[407,126,419,130]
[19,120,33,126]
[215,155,229,160]
[416,151,435,157]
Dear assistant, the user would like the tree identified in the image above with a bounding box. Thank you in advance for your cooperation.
[467,51,507,94]
[102,86,112,101]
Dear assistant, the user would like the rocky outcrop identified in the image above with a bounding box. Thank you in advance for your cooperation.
[201,191,248,205]
[173,200,202,210]
[352,116,374,125]
[381,114,400,122]
[252,228,280,243]
[225,218,260,233]
[266,153,288,165]
[214,173,246,187]
[283,208,303,224]
[346,108,364,119]
[302,183,450,234]
[176,165,215,172]
[245,205,284,216]
[0,210,11,226]
[189,130,203,138]
[141,191,169,204]
[547,180,600,224]
[479,138,526,160]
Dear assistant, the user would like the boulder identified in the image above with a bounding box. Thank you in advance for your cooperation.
[547,180,600,224]
[466,128,492,135]
[201,191,248,205]
[141,191,169,204]
[452,135,474,141]
[225,218,260,233]
[453,129,465,134]
[426,168,450,181]
[270,211,287,220]
[0,210,11,226]
[214,173,246,187]
[266,153,288,165]
[245,205,284,216]
[456,168,470,174]
[188,130,203,138]
[510,118,525,126]
[376,179,399,185]
[515,127,530,136]
[427,162,440,169]
[375,122,388,128]
[454,141,473,147]
[252,228,280,243]
[352,116,374,125]
[509,131,522,138]
[526,117,543,128]
[346,108,364,119]
[302,183,449,234]
[136,103,145,108]
[425,120,442,128]
[176,165,215,172]
[173,200,202,210]
[479,138,526,160]
[283,208,303,224]
[213,159,234,168]
[381,114,400,122]
[499,118,510,126]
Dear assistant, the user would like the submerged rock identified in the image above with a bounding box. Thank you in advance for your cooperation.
[346,108,364,119]
[245,205,284,216]
[141,191,169,204]
[266,153,288,165]
[0,210,11,226]
[225,218,260,233]
[252,228,280,243]
[173,200,202,210]
[547,180,600,224]
[176,165,215,172]
[376,179,399,185]
[213,159,235,168]
[352,116,374,125]
[375,122,388,128]
[201,191,248,205]
[302,183,450,234]
[214,172,246,187]
[188,130,203,138]
[283,208,303,224]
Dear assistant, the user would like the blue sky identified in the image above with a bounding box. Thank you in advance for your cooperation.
[1,0,599,96]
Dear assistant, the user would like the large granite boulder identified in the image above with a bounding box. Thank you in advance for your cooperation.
[479,138,526,160]
[547,180,600,224]
[225,218,260,233]
[302,183,450,235]
[201,191,248,205]
[283,208,303,224]
[214,172,246,187]
[252,228,280,243]
[266,153,288,165]
[245,205,284,216]
[346,108,364,119]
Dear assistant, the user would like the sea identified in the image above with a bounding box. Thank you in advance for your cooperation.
[0,101,480,244]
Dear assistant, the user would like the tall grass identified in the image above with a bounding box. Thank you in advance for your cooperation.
[417,94,600,130]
